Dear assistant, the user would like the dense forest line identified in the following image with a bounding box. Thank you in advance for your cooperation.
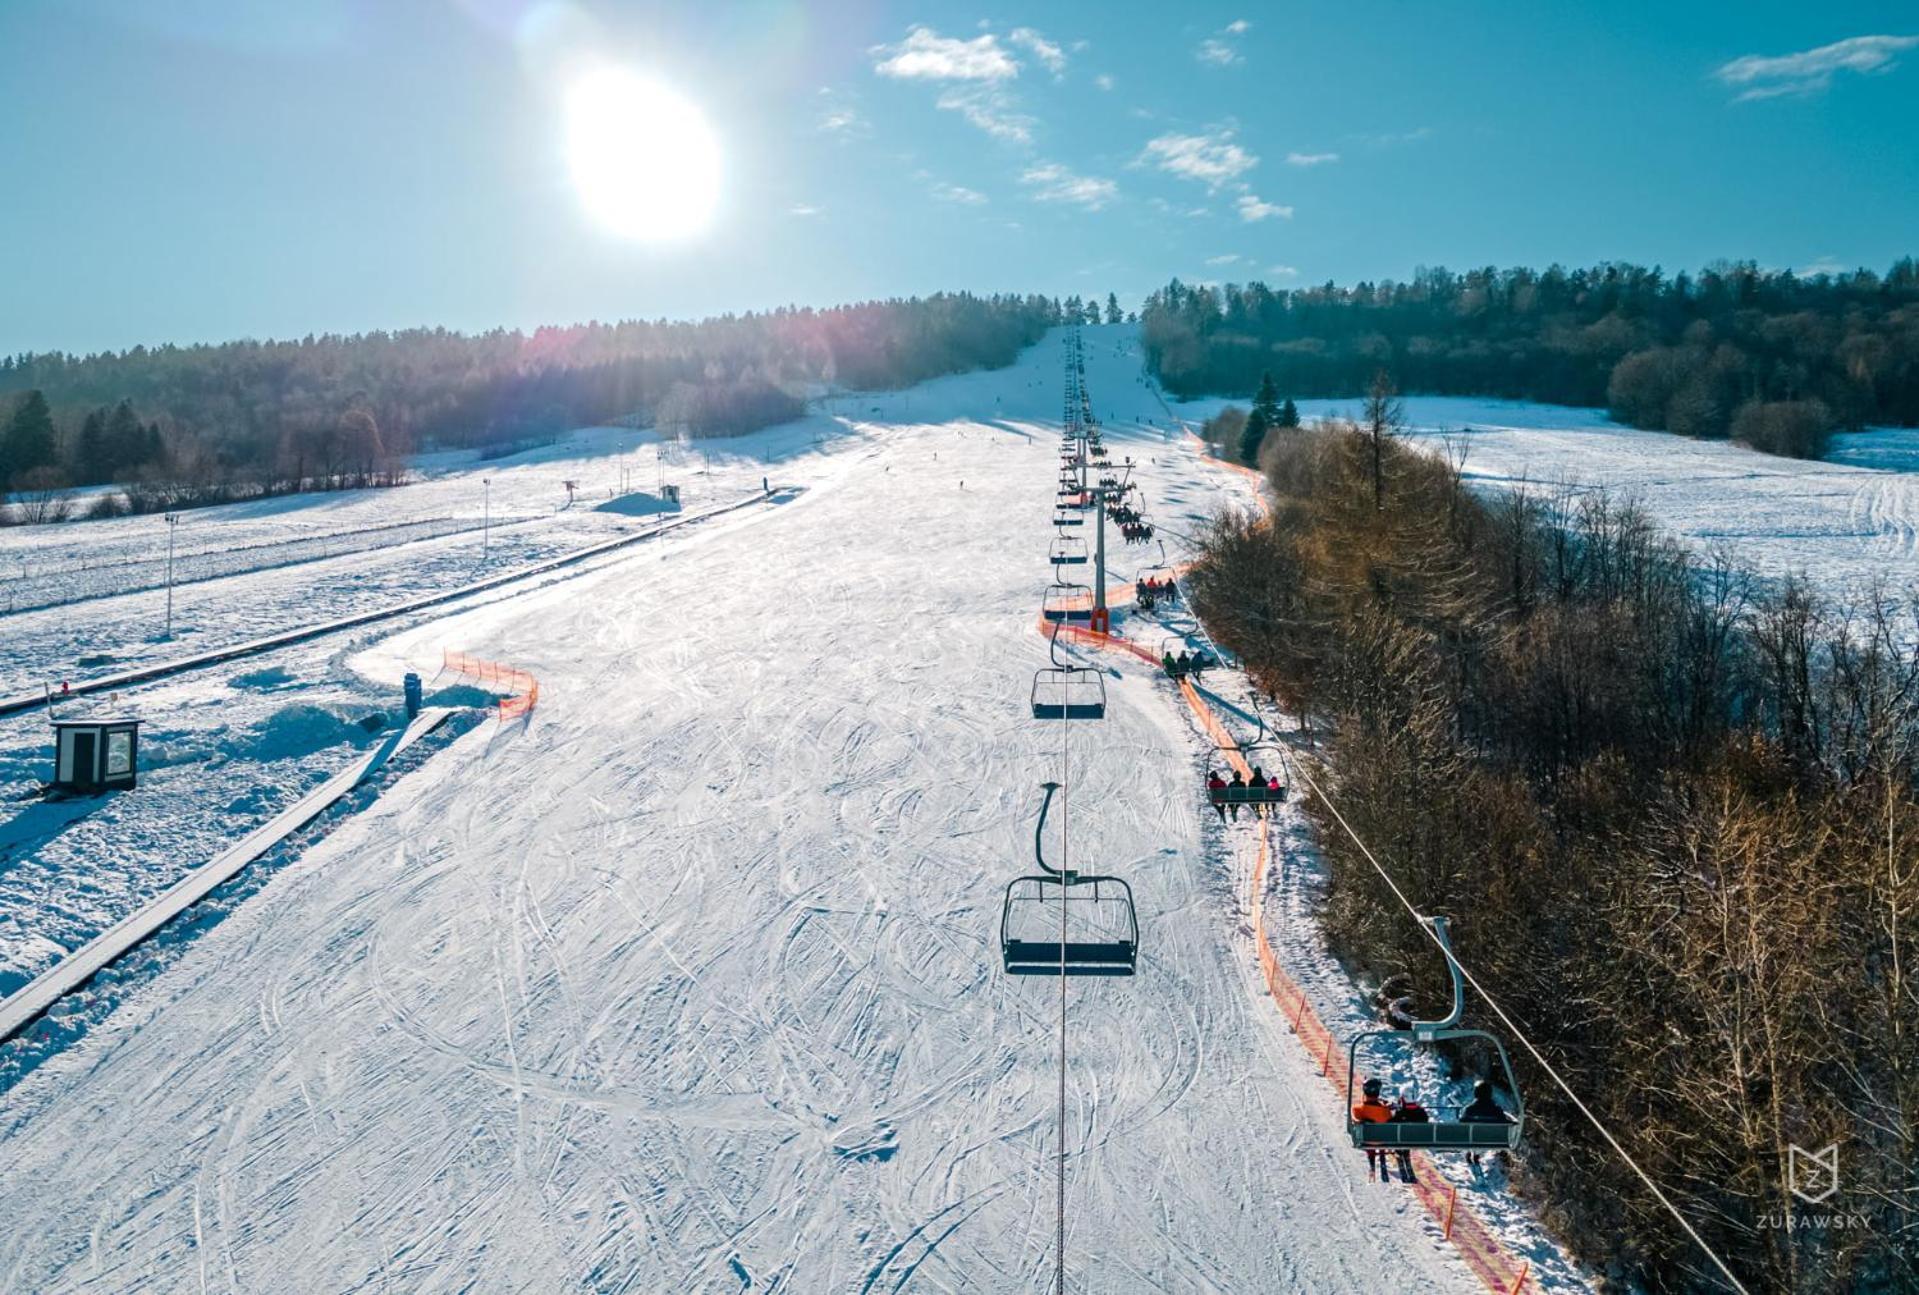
[1143,260,1919,458]
[0,290,1128,521]
[1187,421,1916,1292]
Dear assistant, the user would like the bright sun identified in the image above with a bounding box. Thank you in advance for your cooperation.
[564,67,720,241]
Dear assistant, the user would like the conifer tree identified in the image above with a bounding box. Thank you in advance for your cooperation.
[1,389,57,488]
[74,407,109,484]
[106,400,147,476]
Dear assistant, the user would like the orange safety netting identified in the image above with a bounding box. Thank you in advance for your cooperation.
[443,648,541,719]
[1046,618,1537,1295]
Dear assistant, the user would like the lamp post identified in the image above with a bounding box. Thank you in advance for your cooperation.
[482,478,491,559]
[163,512,179,639]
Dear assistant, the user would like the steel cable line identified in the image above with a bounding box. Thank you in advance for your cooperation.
[1170,592,1751,1294]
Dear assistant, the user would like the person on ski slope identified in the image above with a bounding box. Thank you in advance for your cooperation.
[1352,1077,1394,1182]
[1206,770,1228,819]
[1458,1080,1515,1169]
[1390,1084,1430,1182]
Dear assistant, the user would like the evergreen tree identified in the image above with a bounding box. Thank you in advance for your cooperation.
[1251,369,1281,426]
[105,400,147,477]
[1239,406,1269,465]
[1278,396,1300,427]
[1,389,58,488]
[1105,293,1122,325]
[74,407,109,484]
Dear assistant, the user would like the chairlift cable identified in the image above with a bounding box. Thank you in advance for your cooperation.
[1160,512,1744,1286]
[1282,755,1748,1292]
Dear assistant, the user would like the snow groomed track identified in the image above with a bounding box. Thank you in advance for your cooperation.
[0,708,455,1046]
[0,328,1577,1292]
[0,487,792,718]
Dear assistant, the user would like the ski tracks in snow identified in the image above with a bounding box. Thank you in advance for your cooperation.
[0,329,1488,1293]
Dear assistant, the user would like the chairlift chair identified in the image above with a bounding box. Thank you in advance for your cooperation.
[1030,667,1106,720]
[1049,535,1088,566]
[1054,510,1084,528]
[1001,784,1137,976]
[1207,699,1288,804]
[1042,581,1094,623]
[1207,748,1288,808]
[1139,541,1178,595]
[1345,917,1526,1152]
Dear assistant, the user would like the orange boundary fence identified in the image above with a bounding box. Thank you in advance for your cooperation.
[443,649,541,719]
[1042,612,1537,1294]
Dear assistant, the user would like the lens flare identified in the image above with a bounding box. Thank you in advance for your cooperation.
[564,67,720,241]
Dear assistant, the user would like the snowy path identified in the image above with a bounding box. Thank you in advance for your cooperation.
[0,331,1499,1291]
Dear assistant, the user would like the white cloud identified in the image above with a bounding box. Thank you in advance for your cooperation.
[1095,73,1115,91]
[788,203,822,217]
[874,26,1018,81]
[1140,129,1258,189]
[1021,162,1118,210]
[1267,264,1300,279]
[1354,126,1433,149]
[1196,20,1249,65]
[816,89,869,137]
[1205,253,1241,266]
[936,85,1035,143]
[1196,38,1240,66]
[1236,194,1292,222]
[929,179,988,205]
[1286,151,1340,166]
[1009,27,1067,75]
[1715,34,1919,101]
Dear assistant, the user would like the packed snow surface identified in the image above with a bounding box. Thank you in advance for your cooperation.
[1170,391,1919,604]
[0,327,1587,1292]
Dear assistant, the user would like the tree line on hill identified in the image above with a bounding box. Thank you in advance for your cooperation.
[1186,417,1917,1292]
[0,290,1127,523]
[1143,259,1919,459]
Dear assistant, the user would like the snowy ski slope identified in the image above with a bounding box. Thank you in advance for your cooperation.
[0,328,1554,1292]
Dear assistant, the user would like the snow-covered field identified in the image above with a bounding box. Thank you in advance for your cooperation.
[0,420,872,694]
[1142,388,1919,604]
[0,326,1589,1292]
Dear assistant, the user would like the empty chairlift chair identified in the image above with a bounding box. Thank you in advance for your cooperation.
[1345,917,1526,1152]
[1030,666,1105,720]
[1001,783,1138,977]
[1041,581,1094,624]
[1030,621,1104,719]
[1050,535,1088,566]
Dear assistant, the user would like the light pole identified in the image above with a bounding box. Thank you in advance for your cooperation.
[163,512,179,639]
[482,478,491,559]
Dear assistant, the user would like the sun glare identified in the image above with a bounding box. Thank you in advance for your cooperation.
[564,67,720,241]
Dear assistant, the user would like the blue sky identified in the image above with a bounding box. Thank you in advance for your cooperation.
[2,1,1915,354]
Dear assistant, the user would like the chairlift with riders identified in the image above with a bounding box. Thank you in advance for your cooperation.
[1345,917,1526,1152]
